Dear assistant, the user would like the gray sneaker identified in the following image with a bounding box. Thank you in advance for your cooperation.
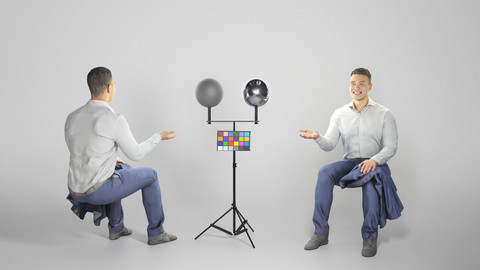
[362,237,377,257]
[148,232,177,245]
[304,234,328,250]
[109,227,132,240]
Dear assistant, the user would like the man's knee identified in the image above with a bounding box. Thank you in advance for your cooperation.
[148,167,158,180]
[317,164,336,183]
[138,167,158,184]
[374,163,390,175]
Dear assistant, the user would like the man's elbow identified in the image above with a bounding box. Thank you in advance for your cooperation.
[390,145,398,156]
[385,145,397,159]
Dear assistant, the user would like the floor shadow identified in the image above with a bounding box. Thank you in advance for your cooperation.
[0,203,106,247]
[195,232,256,248]
[378,218,410,247]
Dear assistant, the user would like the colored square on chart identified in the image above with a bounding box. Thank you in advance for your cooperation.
[217,130,251,151]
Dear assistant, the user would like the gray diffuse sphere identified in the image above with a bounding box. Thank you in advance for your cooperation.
[243,79,269,107]
[195,78,223,108]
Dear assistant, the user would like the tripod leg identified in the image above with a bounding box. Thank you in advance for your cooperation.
[234,209,255,248]
[235,208,254,232]
[211,224,233,236]
[244,229,255,248]
[195,208,233,240]
[234,210,248,234]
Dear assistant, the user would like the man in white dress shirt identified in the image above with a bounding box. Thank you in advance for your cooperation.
[300,68,398,257]
[65,67,177,245]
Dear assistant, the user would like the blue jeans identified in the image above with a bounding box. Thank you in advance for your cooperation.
[70,163,165,237]
[313,158,380,239]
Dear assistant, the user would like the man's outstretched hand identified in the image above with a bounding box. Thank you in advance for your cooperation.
[160,130,177,140]
[299,129,320,140]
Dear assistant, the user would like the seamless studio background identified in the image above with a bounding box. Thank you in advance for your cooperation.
[1,0,479,269]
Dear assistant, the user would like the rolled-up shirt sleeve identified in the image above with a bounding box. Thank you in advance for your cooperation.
[114,115,162,161]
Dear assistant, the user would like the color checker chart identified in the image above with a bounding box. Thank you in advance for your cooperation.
[217,131,251,151]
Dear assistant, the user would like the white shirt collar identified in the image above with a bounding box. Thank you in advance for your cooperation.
[348,98,376,110]
[88,99,115,113]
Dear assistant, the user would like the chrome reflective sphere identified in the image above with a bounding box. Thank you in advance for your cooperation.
[243,79,269,107]
[195,78,223,108]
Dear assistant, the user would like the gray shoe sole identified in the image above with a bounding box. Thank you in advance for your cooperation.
[362,238,377,257]
[362,248,377,257]
[304,235,328,250]
[109,227,132,240]
[148,232,177,245]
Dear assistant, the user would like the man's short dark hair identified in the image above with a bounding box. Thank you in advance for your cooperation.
[351,68,371,82]
[87,67,112,97]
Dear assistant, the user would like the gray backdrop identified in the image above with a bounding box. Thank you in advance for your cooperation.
[1,0,479,269]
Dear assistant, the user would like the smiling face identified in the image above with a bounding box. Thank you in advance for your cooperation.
[349,74,372,102]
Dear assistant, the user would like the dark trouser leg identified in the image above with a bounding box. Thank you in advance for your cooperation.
[86,166,165,237]
[105,200,124,234]
[313,159,358,236]
[141,171,165,237]
[361,180,379,239]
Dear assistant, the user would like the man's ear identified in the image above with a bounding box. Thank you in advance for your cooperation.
[106,84,112,93]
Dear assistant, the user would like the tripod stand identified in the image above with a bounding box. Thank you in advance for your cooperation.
[194,120,256,248]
